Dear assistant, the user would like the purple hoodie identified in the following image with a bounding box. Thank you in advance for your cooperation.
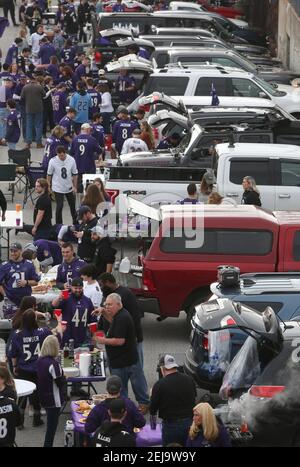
[186,423,232,448]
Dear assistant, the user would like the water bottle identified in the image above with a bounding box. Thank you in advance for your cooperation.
[0,339,6,363]
[69,339,74,360]
[64,420,74,447]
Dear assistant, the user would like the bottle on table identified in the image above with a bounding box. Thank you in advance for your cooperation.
[64,420,75,447]
[63,344,69,359]
[69,339,74,360]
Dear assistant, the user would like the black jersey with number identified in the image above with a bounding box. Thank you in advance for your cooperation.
[0,396,21,447]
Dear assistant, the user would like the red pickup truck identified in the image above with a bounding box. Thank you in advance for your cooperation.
[132,206,300,324]
[198,0,244,19]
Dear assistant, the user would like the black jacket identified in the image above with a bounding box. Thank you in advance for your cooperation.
[93,421,136,447]
[0,190,7,216]
[93,237,116,276]
[77,215,99,263]
[242,190,261,207]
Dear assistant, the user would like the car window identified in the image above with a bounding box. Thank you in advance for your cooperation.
[231,78,262,98]
[210,57,241,68]
[240,301,283,314]
[229,160,273,185]
[280,161,300,187]
[160,229,273,255]
[144,76,189,95]
[293,231,300,261]
[154,52,168,68]
[195,77,228,96]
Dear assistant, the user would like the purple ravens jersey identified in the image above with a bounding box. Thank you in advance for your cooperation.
[8,328,52,372]
[116,75,137,104]
[60,294,96,347]
[42,136,64,173]
[91,123,104,148]
[87,89,101,118]
[0,260,40,306]
[59,115,74,139]
[34,240,63,267]
[52,91,68,125]
[112,119,138,153]
[37,356,65,408]
[56,256,87,286]
[5,110,20,144]
[70,134,100,174]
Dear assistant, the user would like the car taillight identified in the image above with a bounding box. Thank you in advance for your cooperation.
[142,268,156,292]
[249,385,285,398]
[105,189,119,204]
[220,315,237,327]
[139,104,150,112]
[203,333,209,351]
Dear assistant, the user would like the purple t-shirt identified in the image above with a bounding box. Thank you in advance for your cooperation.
[9,328,52,372]
[70,134,100,174]
[87,89,101,118]
[56,256,87,286]
[61,47,76,65]
[59,115,74,139]
[38,43,57,65]
[52,91,68,125]
[91,123,104,148]
[6,109,20,143]
[112,119,139,153]
[34,240,63,267]
[116,75,137,103]
[0,260,40,306]
[42,136,63,172]
[60,294,95,348]
[37,356,65,408]
[47,64,60,84]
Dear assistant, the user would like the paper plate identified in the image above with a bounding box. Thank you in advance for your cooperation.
[63,367,80,377]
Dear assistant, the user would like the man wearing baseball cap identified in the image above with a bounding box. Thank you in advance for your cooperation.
[75,206,99,264]
[0,243,40,319]
[91,226,116,277]
[86,375,145,435]
[150,354,197,447]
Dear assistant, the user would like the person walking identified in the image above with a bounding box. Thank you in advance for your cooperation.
[0,77,14,146]
[56,242,86,290]
[5,98,20,150]
[241,176,262,206]
[95,293,150,413]
[42,126,66,175]
[0,243,39,319]
[98,83,113,134]
[2,0,19,26]
[20,74,45,148]
[85,375,146,435]
[21,178,52,240]
[47,145,78,225]
[186,403,231,448]
[37,335,66,448]
[150,354,197,446]
[69,81,92,134]
[92,399,136,448]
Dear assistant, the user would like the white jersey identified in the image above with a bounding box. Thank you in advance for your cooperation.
[121,138,148,155]
[83,281,103,308]
[47,155,78,194]
[29,32,46,56]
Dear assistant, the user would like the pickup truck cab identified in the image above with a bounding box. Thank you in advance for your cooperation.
[128,206,300,324]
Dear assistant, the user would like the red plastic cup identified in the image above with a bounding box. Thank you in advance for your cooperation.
[89,323,98,334]
[61,321,67,327]
[95,331,104,338]
[62,290,69,300]
[54,309,62,318]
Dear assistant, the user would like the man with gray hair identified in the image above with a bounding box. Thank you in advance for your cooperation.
[95,292,150,413]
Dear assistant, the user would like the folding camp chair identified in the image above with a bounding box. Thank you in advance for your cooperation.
[23,166,45,207]
[8,148,31,194]
[0,164,17,202]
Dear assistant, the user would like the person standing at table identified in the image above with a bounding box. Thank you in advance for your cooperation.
[85,375,145,435]
[95,293,150,413]
[37,335,66,448]
[8,309,63,428]
[0,243,40,319]
[92,399,136,448]
[56,242,86,290]
[52,277,95,349]
[21,178,52,240]
[47,145,78,225]
[149,354,197,447]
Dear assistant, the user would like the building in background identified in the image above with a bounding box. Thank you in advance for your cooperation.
[278,0,300,71]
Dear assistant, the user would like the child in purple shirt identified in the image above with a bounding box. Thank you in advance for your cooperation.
[5,99,20,150]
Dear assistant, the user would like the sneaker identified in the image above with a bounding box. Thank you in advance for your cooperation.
[33,414,44,427]
[138,404,150,415]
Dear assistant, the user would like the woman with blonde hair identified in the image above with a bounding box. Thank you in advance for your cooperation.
[37,335,66,447]
[186,403,231,447]
[140,120,155,150]
[241,176,261,207]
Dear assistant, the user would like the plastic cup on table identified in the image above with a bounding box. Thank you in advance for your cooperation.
[89,322,98,334]
[62,290,69,300]
[16,218,21,226]
[15,204,21,212]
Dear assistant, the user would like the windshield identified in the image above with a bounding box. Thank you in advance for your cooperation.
[253,76,285,97]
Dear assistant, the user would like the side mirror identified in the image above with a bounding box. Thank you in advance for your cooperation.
[119,257,131,274]
[258,91,268,99]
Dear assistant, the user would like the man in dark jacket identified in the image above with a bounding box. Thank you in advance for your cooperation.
[20,75,45,148]
[75,206,99,263]
[90,226,116,276]
[92,398,136,447]
[85,375,145,435]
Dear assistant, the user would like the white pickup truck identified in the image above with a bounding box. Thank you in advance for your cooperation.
[89,142,300,211]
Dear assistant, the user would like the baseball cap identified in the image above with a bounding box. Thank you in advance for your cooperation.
[203,170,216,185]
[91,226,105,237]
[108,398,126,416]
[106,376,122,395]
[71,277,83,287]
[24,243,37,253]
[10,242,22,251]
[81,123,91,130]
[158,354,179,370]
[77,205,91,220]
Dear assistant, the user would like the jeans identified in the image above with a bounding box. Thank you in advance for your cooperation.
[110,360,150,406]
[0,108,8,140]
[137,342,144,369]
[26,112,43,145]
[44,408,61,448]
[101,112,112,134]
[7,142,16,150]
[162,418,192,447]
[54,191,77,224]
[17,369,41,413]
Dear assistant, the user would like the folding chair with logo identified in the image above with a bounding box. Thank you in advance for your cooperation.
[23,166,45,208]
[8,148,31,194]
